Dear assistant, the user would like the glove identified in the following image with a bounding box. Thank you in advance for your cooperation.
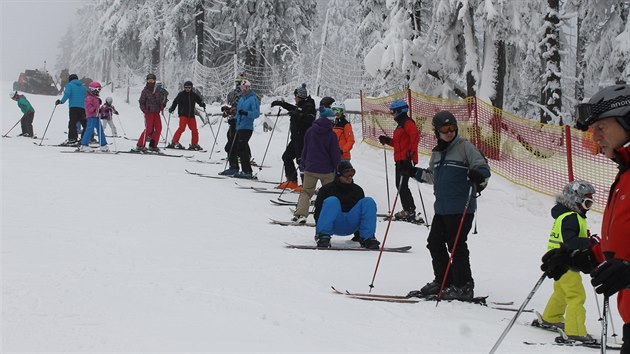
[221,105,231,112]
[168,108,175,114]
[271,100,282,107]
[378,135,391,145]
[541,245,596,280]
[200,103,206,109]
[591,259,630,296]
[55,99,61,105]
[114,110,119,115]
[238,109,247,116]
[468,169,485,184]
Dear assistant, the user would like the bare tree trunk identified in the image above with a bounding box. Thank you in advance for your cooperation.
[540,0,562,124]
[195,3,205,65]
[575,12,586,102]
[151,37,160,75]
[616,2,628,84]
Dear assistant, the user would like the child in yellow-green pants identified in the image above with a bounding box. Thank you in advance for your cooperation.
[540,180,596,343]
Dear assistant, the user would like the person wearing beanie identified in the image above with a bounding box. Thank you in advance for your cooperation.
[313,161,381,249]
[55,73,87,146]
[291,103,341,224]
[403,110,490,301]
[167,81,206,151]
[9,91,35,138]
[378,100,421,223]
[270,83,316,191]
[331,102,354,161]
[134,73,164,152]
[541,84,630,353]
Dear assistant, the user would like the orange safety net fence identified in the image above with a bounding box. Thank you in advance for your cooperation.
[361,90,618,213]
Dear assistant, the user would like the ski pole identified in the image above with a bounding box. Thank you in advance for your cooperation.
[277,126,293,199]
[489,274,546,354]
[436,184,475,305]
[162,111,171,148]
[116,111,126,137]
[383,144,391,214]
[601,296,609,354]
[415,179,430,228]
[37,105,57,146]
[368,177,404,292]
[259,108,281,171]
[2,117,23,138]
[208,111,224,161]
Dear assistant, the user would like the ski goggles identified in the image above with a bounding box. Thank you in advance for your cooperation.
[332,107,344,115]
[340,169,356,178]
[575,95,630,131]
[438,123,458,134]
[581,197,594,210]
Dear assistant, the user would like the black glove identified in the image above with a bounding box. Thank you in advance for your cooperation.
[541,245,597,280]
[55,99,61,105]
[200,103,206,109]
[238,109,247,116]
[271,100,282,107]
[591,259,630,296]
[468,169,485,184]
[113,110,119,115]
[378,135,391,145]
[221,105,230,112]
[168,108,175,114]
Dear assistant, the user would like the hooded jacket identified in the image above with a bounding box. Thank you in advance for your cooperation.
[299,117,341,174]
[60,79,87,108]
[235,90,260,130]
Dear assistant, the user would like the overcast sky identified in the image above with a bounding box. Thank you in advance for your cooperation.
[1,0,83,81]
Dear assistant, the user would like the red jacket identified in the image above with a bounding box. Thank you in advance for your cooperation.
[386,113,419,163]
[597,144,630,323]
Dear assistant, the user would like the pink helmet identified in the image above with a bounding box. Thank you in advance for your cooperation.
[88,81,102,93]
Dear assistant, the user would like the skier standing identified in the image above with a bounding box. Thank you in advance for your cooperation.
[270,83,317,191]
[378,100,421,222]
[403,111,490,300]
[167,81,206,151]
[134,73,163,152]
[331,101,354,162]
[99,97,119,137]
[55,73,87,146]
[78,82,108,152]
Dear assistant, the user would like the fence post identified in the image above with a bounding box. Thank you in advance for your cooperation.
[566,125,574,182]
[407,88,413,119]
[360,90,365,141]
[473,96,480,148]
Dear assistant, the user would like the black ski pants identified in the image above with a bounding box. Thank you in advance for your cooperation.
[21,111,34,136]
[395,163,415,212]
[231,129,253,174]
[68,107,87,142]
[282,138,304,183]
[426,213,474,287]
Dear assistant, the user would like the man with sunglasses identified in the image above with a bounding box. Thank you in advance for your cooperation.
[313,161,380,249]
[541,84,630,353]
[270,83,316,191]
[167,81,206,151]
[134,73,164,152]
[536,180,597,344]
[403,111,490,300]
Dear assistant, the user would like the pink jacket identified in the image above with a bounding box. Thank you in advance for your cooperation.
[85,93,101,118]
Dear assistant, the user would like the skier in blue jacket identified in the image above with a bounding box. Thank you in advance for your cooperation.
[55,73,87,146]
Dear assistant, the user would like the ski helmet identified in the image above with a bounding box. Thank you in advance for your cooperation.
[562,180,596,211]
[331,101,345,114]
[88,81,102,93]
[9,90,18,99]
[294,83,308,98]
[389,100,408,114]
[146,73,157,80]
[320,96,335,108]
[432,111,457,130]
[105,97,113,104]
[68,73,78,81]
[576,84,630,131]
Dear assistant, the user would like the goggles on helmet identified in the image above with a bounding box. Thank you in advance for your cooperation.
[576,95,630,131]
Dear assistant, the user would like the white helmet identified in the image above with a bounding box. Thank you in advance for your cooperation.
[331,101,345,114]
[105,97,113,104]
[9,90,18,99]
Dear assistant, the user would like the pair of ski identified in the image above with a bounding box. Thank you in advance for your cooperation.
[165,146,208,153]
[60,149,119,154]
[330,286,489,305]
[286,243,411,253]
[120,149,189,158]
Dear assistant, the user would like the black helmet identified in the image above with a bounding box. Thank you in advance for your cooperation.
[146,73,157,80]
[68,74,78,81]
[336,161,355,176]
[576,84,630,131]
[184,80,193,87]
[320,96,335,108]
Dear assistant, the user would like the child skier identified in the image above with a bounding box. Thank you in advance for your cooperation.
[78,82,108,152]
[99,97,119,137]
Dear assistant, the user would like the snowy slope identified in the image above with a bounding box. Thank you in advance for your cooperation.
[1,82,621,353]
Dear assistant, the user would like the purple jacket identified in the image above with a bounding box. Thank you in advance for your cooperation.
[85,93,101,118]
[299,117,341,174]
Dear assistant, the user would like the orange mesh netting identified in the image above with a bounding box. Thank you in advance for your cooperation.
[361,90,618,213]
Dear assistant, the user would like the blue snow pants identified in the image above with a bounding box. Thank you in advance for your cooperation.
[80,117,107,146]
[316,196,377,239]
